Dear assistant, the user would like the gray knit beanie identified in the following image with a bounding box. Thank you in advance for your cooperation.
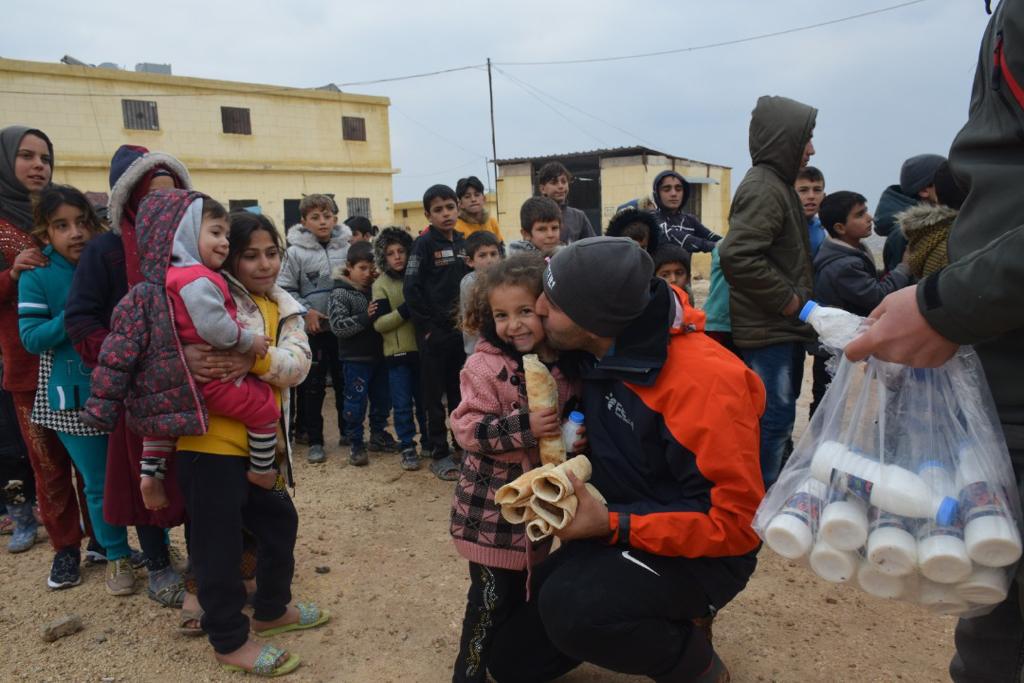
[543,237,654,338]
[900,154,946,197]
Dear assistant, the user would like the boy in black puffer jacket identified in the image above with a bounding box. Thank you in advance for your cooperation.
[328,242,397,466]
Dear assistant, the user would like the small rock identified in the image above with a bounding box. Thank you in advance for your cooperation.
[94,635,108,644]
[825,597,838,605]
[315,565,331,574]
[42,614,83,642]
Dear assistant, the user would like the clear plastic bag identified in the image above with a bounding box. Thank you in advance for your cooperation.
[753,344,1023,617]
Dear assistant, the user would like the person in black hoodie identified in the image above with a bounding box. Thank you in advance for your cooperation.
[873,153,945,273]
[651,170,721,270]
[810,191,911,413]
[403,185,468,479]
[327,242,396,467]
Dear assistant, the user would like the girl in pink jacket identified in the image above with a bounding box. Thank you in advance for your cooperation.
[449,253,581,683]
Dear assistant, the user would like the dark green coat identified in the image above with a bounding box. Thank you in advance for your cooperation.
[918,0,1024,454]
[719,96,817,348]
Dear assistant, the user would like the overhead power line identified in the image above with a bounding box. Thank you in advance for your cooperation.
[494,0,933,67]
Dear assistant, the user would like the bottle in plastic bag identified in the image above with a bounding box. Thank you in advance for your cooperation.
[810,538,858,583]
[765,479,826,559]
[955,565,1011,605]
[819,491,868,552]
[857,558,908,599]
[799,301,865,350]
[866,508,918,577]
[811,441,959,523]
[918,579,969,615]
[957,449,1023,568]
[916,461,972,583]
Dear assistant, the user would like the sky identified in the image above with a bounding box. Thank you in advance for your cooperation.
[1,0,994,226]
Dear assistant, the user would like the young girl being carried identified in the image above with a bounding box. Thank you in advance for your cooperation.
[448,253,582,683]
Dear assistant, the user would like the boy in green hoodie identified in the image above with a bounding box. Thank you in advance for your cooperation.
[371,228,428,471]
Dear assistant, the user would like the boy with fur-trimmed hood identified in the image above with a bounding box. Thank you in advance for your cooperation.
[370,227,428,470]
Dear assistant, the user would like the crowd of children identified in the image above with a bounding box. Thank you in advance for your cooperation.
[0,118,964,681]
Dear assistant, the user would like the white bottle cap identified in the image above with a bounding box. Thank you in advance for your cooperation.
[918,579,970,615]
[820,500,868,551]
[867,526,918,577]
[766,513,814,560]
[955,565,1011,605]
[918,532,973,584]
[810,540,857,583]
[964,515,1023,568]
[857,561,906,599]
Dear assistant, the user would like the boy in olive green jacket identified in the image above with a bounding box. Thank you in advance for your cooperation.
[370,228,428,470]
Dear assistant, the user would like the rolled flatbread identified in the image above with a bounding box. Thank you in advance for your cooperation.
[532,455,593,503]
[523,354,566,465]
[500,503,536,525]
[529,495,578,530]
[526,517,553,543]
[495,464,554,509]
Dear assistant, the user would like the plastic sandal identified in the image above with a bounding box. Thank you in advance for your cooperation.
[149,580,186,608]
[178,607,205,637]
[253,602,330,637]
[429,455,460,481]
[221,644,300,677]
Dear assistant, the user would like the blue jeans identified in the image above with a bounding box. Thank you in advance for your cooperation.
[740,342,805,489]
[389,360,423,451]
[342,360,390,447]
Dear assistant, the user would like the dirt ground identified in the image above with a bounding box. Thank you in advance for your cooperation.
[0,283,958,682]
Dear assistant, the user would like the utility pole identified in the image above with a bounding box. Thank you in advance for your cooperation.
[487,58,499,220]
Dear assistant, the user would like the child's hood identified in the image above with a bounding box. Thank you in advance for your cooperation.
[170,199,205,268]
[135,188,206,285]
[108,149,192,235]
[896,203,958,239]
[286,223,352,251]
[373,227,413,275]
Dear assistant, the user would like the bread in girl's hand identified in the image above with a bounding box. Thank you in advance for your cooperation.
[523,353,565,465]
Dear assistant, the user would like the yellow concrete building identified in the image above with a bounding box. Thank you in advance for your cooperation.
[0,57,397,230]
[392,192,497,235]
[496,147,731,278]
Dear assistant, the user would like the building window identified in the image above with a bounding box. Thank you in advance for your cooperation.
[683,184,703,221]
[229,199,259,213]
[221,107,252,135]
[401,209,408,218]
[121,99,159,131]
[342,116,366,141]
[347,197,371,220]
[283,199,302,228]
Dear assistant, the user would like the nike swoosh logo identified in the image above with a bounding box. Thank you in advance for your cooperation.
[621,550,660,576]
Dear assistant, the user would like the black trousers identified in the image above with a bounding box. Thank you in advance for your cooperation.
[418,331,465,457]
[136,524,170,572]
[453,563,528,683]
[177,451,298,655]
[808,353,831,418]
[488,542,734,683]
[0,386,34,505]
[302,331,345,446]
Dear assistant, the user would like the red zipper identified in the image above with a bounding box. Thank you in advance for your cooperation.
[995,35,1024,109]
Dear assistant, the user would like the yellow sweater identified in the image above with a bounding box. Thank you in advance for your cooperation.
[177,294,281,457]
[455,215,501,240]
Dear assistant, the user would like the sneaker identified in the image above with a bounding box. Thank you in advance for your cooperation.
[307,444,326,464]
[368,431,400,453]
[348,444,369,467]
[400,448,420,471]
[85,541,146,569]
[47,547,82,590]
[105,557,137,596]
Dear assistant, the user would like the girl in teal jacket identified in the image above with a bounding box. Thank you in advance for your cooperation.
[18,185,135,596]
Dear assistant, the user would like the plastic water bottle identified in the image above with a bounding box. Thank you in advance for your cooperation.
[809,539,858,583]
[916,461,972,583]
[957,449,1022,568]
[765,479,826,559]
[562,411,584,455]
[857,559,908,599]
[866,508,918,577]
[955,565,1011,605]
[810,441,959,522]
[799,301,865,350]
[819,491,869,552]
